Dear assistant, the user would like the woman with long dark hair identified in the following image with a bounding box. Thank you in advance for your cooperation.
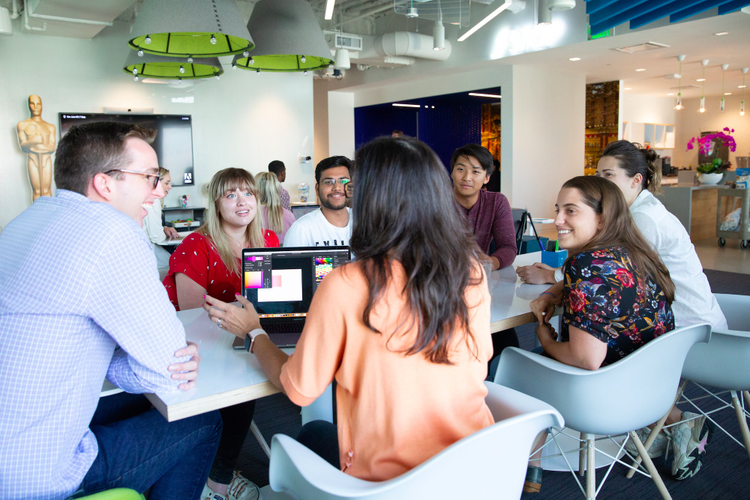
[524,176,676,493]
[204,136,495,480]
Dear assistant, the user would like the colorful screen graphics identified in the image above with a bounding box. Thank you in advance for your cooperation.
[314,257,334,283]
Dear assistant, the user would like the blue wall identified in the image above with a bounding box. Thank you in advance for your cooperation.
[353,87,500,172]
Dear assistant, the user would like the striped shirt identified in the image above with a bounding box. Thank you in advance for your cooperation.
[0,190,189,500]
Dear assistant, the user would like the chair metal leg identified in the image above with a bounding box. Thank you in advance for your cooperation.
[579,432,587,477]
[586,437,595,499]
[250,420,271,459]
[629,431,672,500]
[744,391,750,409]
[626,380,686,479]
[731,391,750,462]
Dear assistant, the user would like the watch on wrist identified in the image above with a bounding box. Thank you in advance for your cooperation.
[244,328,268,353]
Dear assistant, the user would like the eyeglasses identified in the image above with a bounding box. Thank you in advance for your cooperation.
[320,178,351,187]
[105,169,161,189]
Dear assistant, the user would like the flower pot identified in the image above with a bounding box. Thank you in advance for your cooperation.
[698,172,723,185]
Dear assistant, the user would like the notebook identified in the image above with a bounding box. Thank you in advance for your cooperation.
[234,246,351,348]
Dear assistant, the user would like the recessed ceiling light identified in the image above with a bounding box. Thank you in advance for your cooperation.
[624,87,632,90]
[725,92,732,95]
[636,68,646,72]
[468,92,502,98]
[569,57,581,61]
[697,78,705,82]
[739,85,747,89]
[714,32,729,36]
[392,103,421,108]
[667,93,674,96]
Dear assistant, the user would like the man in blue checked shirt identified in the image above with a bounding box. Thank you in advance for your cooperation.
[0,122,222,500]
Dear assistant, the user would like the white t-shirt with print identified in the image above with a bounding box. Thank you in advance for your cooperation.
[283,208,352,248]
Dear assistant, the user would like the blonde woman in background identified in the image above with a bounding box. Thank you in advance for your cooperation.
[143,167,180,267]
[256,172,296,245]
[162,168,278,500]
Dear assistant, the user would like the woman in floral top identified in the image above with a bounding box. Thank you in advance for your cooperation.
[533,175,675,370]
[521,176,676,494]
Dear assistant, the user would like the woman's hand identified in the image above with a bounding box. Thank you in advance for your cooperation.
[517,262,558,285]
[203,293,261,338]
[530,294,558,325]
[163,226,180,240]
[535,322,558,347]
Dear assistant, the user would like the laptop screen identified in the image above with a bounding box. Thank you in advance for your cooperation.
[241,247,350,319]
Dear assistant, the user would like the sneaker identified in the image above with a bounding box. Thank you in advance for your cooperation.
[670,412,714,481]
[201,472,259,500]
[227,471,260,500]
[624,426,670,459]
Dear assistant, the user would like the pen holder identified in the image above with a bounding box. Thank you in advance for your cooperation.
[542,249,567,268]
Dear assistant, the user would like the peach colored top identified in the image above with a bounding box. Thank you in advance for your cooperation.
[280,260,494,481]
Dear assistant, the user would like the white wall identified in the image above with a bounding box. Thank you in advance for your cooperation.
[0,21,316,229]
[510,66,586,219]
[672,94,750,169]
[619,92,677,158]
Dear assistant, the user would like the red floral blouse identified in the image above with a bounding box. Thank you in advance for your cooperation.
[561,247,675,366]
[163,230,279,310]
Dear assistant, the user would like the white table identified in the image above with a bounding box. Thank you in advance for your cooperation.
[489,251,553,332]
[143,252,550,422]
[144,308,293,422]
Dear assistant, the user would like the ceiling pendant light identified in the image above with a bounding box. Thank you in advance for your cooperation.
[333,48,350,70]
[699,59,708,113]
[720,64,728,112]
[232,0,333,73]
[675,55,685,110]
[128,0,253,58]
[123,51,223,80]
[537,0,552,25]
[434,0,445,50]
[741,68,748,116]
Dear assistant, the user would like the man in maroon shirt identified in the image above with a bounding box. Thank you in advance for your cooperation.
[452,143,519,365]
[451,144,517,270]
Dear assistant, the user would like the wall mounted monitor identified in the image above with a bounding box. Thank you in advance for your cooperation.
[59,113,195,186]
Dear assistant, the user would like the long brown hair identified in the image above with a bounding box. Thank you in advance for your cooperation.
[198,168,265,276]
[562,176,674,302]
[350,137,484,365]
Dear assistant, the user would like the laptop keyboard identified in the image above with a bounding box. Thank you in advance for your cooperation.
[263,322,303,334]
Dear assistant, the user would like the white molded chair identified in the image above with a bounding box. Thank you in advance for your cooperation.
[494,323,711,500]
[261,381,563,499]
[678,294,750,461]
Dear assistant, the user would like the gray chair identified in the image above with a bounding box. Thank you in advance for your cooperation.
[679,294,750,461]
[495,323,711,500]
[260,382,563,499]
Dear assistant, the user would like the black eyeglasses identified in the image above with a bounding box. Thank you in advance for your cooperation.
[320,178,351,187]
[105,169,161,189]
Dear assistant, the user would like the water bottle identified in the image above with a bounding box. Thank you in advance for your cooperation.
[299,182,310,203]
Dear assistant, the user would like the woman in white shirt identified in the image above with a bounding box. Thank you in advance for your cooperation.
[596,141,723,480]
[143,167,179,267]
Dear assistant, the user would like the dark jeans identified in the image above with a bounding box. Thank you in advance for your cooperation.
[296,420,340,469]
[81,392,222,500]
[209,400,256,484]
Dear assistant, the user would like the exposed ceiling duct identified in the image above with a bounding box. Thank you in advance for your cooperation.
[373,31,452,61]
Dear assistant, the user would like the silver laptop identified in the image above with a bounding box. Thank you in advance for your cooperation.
[235,246,351,348]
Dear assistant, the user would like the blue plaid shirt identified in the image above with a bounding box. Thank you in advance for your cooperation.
[0,191,189,500]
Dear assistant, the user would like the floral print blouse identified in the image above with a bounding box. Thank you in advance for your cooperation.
[561,247,675,366]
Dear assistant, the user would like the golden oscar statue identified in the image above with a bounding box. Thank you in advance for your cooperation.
[17,95,56,201]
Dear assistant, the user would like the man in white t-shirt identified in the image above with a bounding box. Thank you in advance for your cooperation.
[284,156,352,247]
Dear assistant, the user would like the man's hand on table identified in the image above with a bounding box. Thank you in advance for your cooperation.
[203,293,261,338]
[163,226,180,240]
[168,341,201,391]
[516,262,558,284]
